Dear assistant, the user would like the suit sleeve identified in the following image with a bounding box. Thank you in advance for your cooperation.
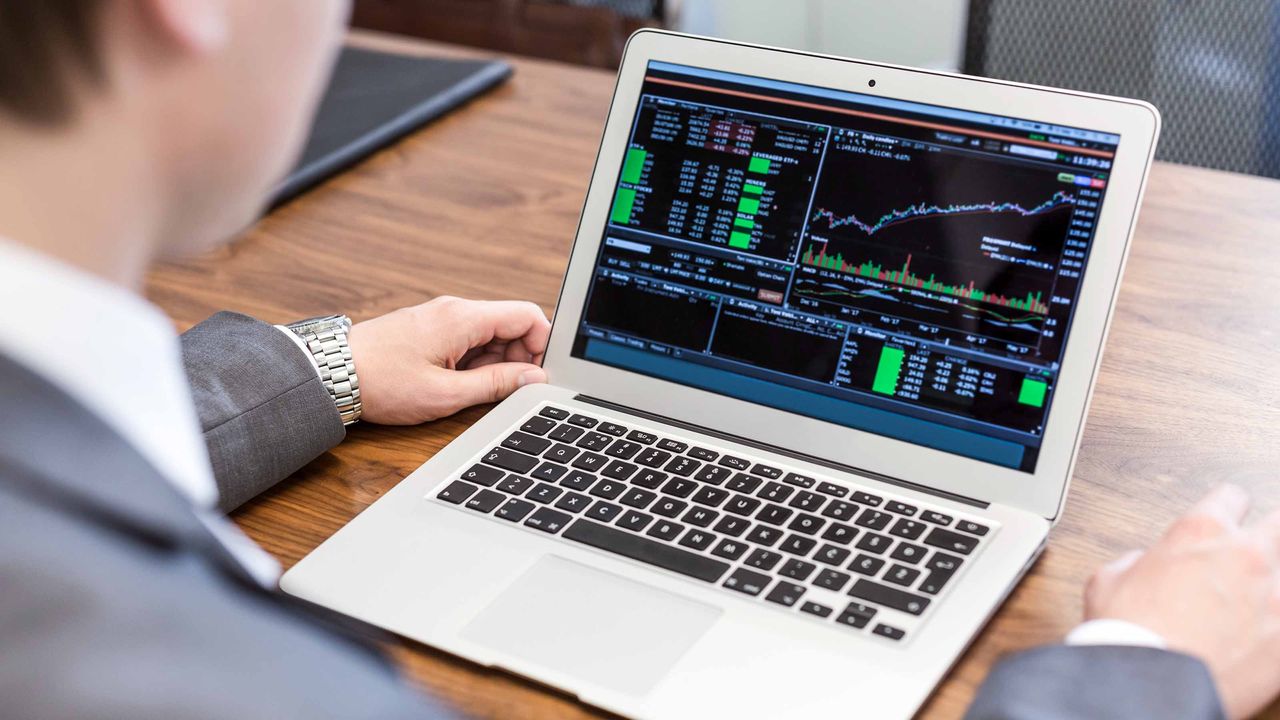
[181,311,345,512]
[964,645,1225,720]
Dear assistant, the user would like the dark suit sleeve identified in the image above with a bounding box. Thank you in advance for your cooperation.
[181,311,345,512]
[965,645,1225,720]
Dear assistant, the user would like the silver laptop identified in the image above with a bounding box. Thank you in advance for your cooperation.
[282,31,1159,719]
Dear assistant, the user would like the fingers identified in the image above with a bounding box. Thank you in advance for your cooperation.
[1084,548,1143,617]
[1251,507,1280,559]
[445,361,548,410]
[1168,483,1251,542]
[454,299,551,354]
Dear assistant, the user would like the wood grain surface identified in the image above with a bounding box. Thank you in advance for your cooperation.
[145,30,1280,720]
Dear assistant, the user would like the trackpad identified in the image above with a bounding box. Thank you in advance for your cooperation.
[461,555,721,697]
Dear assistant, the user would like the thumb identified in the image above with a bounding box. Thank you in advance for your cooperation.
[448,362,547,410]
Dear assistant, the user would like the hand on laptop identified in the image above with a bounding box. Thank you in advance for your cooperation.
[1083,483,1280,719]
[348,297,551,424]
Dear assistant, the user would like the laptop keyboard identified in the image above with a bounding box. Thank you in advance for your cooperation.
[432,404,994,643]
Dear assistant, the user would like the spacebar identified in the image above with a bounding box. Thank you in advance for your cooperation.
[563,519,730,583]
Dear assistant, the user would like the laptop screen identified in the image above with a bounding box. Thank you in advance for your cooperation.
[570,61,1121,473]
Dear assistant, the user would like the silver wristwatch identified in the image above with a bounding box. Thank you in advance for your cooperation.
[286,314,362,426]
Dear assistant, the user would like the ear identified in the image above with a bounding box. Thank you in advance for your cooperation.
[139,0,229,55]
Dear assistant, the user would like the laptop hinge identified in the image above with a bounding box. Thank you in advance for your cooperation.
[574,394,989,509]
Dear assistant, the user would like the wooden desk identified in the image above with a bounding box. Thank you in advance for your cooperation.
[147,30,1280,720]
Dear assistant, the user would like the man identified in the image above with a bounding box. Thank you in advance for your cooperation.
[0,2,1277,719]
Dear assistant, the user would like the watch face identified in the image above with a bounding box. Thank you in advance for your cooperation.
[292,314,349,335]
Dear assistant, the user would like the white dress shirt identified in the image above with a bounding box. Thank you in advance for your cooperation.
[0,239,279,584]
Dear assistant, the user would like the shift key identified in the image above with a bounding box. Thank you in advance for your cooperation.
[848,578,931,615]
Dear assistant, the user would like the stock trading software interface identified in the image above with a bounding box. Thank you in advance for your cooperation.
[572,61,1121,472]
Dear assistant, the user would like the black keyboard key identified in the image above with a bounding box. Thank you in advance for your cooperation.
[647,519,685,541]
[601,460,638,481]
[682,506,719,528]
[538,406,570,420]
[496,497,537,522]
[652,497,688,518]
[814,543,851,567]
[664,456,700,476]
[758,482,793,503]
[567,414,599,428]
[598,422,627,436]
[635,449,672,469]
[849,579,931,615]
[923,527,980,555]
[586,500,623,522]
[571,452,608,472]
[689,447,718,462]
[822,522,858,545]
[752,464,782,479]
[525,482,563,504]
[694,465,732,485]
[661,478,698,498]
[618,510,654,532]
[465,489,506,513]
[779,534,817,556]
[723,568,771,596]
[726,473,763,493]
[783,472,815,488]
[524,507,573,534]
[726,494,763,517]
[836,602,877,629]
[886,501,917,516]
[554,491,592,513]
[619,487,657,509]
[765,581,806,607]
[564,519,729,583]
[921,510,953,526]
[927,552,964,572]
[744,548,782,571]
[713,515,750,537]
[678,528,717,551]
[816,481,848,497]
[718,455,750,470]
[890,542,927,564]
[956,520,990,536]
[606,439,642,459]
[850,554,885,576]
[745,525,782,547]
[542,443,581,464]
[800,601,833,618]
[821,499,857,522]
[503,431,552,455]
[482,447,539,475]
[497,475,535,495]
[631,468,669,488]
[884,564,921,587]
[855,509,893,530]
[756,504,793,526]
[873,624,906,641]
[657,438,688,453]
[920,567,957,596]
[531,462,568,482]
[778,559,816,582]
[627,429,658,444]
[521,416,557,435]
[437,480,478,504]
[589,479,626,499]
[889,518,927,540]
[548,424,585,443]
[691,486,729,507]
[851,491,883,507]
[577,431,613,451]
[814,568,851,592]
[855,532,892,554]
[787,513,824,535]
[789,491,825,512]
[711,538,749,560]
[460,464,504,487]
[560,470,596,491]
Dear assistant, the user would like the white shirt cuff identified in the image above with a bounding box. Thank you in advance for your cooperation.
[1065,618,1166,649]
[275,324,322,378]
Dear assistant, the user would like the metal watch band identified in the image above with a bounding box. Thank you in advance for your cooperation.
[288,316,362,426]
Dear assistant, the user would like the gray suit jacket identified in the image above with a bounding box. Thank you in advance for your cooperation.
[0,311,1224,719]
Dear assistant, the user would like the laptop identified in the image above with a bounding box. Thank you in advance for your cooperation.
[281,30,1159,719]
